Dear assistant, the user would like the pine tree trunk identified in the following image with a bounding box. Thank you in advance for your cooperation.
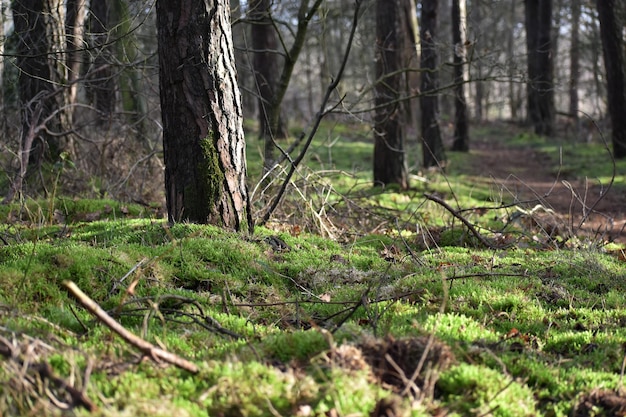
[157,0,252,231]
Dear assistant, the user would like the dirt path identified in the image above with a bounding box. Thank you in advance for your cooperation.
[461,136,626,244]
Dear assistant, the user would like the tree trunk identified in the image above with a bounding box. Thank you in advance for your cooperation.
[7,0,68,201]
[596,0,626,158]
[87,1,116,120]
[249,0,288,172]
[12,0,63,166]
[471,0,483,121]
[420,0,445,168]
[451,0,469,152]
[230,0,257,119]
[403,0,420,135]
[65,0,86,109]
[373,0,410,189]
[156,0,252,231]
[525,0,555,136]
[568,0,580,120]
[507,1,518,121]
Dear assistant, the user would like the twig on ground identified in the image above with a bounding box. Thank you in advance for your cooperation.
[0,335,97,412]
[64,281,199,374]
[424,193,502,249]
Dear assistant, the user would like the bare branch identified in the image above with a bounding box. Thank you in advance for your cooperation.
[64,281,199,374]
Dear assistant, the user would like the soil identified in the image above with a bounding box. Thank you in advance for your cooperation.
[460,135,626,244]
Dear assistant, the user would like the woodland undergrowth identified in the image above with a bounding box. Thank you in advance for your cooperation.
[1,124,626,416]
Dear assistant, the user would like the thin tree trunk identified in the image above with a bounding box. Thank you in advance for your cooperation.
[249,0,287,172]
[373,0,409,189]
[507,1,517,120]
[7,0,69,202]
[525,0,555,136]
[451,0,469,151]
[472,0,483,121]
[230,0,256,119]
[157,0,252,230]
[65,0,86,109]
[596,0,626,158]
[87,1,116,120]
[568,0,580,119]
[569,0,582,141]
[420,0,445,168]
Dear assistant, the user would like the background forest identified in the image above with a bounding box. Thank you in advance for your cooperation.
[1,0,624,211]
[1,0,626,416]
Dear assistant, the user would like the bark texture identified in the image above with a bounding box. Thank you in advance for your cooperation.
[157,0,252,230]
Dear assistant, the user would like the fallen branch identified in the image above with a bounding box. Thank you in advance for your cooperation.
[424,193,502,249]
[64,281,199,374]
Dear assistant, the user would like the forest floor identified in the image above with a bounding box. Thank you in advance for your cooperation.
[1,122,626,416]
[459,127,626,244]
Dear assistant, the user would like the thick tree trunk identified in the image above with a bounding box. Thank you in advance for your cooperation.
[596,0,626,158]
[157,0,252,231]
[420,0,445,168]
[373,0,409,189]
[451,0,469,152]
[525,0,555,136]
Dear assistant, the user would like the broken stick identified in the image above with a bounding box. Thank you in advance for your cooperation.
[64,281,199,374]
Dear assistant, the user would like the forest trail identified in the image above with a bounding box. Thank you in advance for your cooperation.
[460,134,626,244]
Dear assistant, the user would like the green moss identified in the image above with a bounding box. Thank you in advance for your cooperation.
[438,363,539,416]
[182,133,226,224]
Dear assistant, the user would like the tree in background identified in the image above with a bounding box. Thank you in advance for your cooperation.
[420,0,445,168]
[372,0,414,190]
[156,0,251,230]
[249,0,323,174]
[65,0,87,114]
[525,0,554,136]
[451,0,469,152]
[568,0,580,121]
[249,0,288,171]
[596,0,626,159]
[86,1,116,121]
[230,0,257,119]
[6,0,69,201]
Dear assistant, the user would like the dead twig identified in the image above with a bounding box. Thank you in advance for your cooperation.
[64,280,199,374]
[0,335,97,412]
